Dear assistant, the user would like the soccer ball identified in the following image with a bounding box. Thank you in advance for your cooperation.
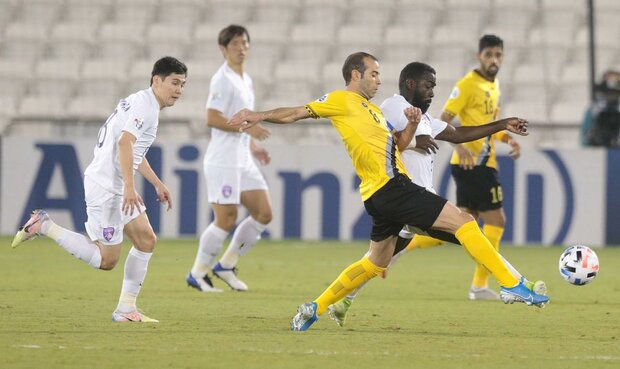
[558,245,600,285]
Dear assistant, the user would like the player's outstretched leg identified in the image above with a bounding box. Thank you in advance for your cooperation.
[13,209,104,269]
[454,220,549,307]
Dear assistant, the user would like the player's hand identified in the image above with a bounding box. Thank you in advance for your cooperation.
[415,135,439,154]
[155,183,173,211]
[246,123,270,141]
[504,117,529,136]
[251,145,271,165]
[122,186,144,216]
[404,106,422,124]
[508,139,521,160]
[228,108,261,132]
[454,145,475,170]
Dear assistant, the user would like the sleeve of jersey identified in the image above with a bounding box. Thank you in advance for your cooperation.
[121,100,151,140]
[443,79,468,117]
[305,92,348,119]
[381,99,409,132]
[206,74,233,113]
[430,118,448,137]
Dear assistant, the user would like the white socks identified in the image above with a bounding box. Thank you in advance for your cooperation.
[218,217,267,268]
[191,217,268,275]
[116,247,152,313]
[191,223,229,278]
[42,220,102,269]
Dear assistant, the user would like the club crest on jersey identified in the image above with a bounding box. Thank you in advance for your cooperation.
[134,118,144,129]
[361,102,368,108]
[485,91,491,97]
[450,87,460,99]
[316,94,328,102]
[222,185,232,198]
[102,227,115,242]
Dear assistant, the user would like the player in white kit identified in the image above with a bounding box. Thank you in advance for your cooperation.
[327,62,545,326]
[187,25,272,292]
[12,56,187,322]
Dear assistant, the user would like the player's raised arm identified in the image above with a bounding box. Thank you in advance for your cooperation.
[436,117,529,143]
[229,106,311,132]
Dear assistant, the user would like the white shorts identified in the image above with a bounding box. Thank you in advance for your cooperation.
[83,176,146,245]
[205,161,268,205]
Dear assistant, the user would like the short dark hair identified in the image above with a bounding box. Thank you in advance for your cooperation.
[479,34,503,52]
[398,62,436,92]
[150,56,187,86]
[218,24,250,47]
[342,52,379,85]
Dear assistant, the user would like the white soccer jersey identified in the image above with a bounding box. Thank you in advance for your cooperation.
[84,88,160,194]
[381,94,447,192]
[204,63,255,168]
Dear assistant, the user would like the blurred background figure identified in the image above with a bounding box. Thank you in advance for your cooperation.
[582,70,620,147]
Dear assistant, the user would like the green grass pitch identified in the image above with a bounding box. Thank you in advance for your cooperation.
[1,237,618,369]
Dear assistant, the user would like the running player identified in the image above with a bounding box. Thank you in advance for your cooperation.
[12,56,187,322]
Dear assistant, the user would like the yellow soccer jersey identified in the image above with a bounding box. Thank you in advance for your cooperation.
[306,90,408,201]
[443,70,502,169]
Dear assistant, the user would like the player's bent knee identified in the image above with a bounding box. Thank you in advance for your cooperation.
[99,255,119,270]
[136,232,157,253]
[256,211,272,225]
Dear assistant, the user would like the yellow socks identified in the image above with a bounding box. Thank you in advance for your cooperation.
[471,224,504,288]
[406,234,443,251]
[314,257,385,315]
[455,221,517,288]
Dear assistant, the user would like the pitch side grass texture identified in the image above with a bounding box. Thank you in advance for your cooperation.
[1,237,618,369]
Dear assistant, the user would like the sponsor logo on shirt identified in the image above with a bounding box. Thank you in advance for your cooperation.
[211,92,222,101]
[134,118,144,130]
[361,102,368,108]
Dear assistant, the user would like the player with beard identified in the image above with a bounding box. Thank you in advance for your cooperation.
[326,61,547,327]
[412,35,519,301]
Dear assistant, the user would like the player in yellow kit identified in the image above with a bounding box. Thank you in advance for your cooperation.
[411,35,521,300]
[228,52,548,332]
